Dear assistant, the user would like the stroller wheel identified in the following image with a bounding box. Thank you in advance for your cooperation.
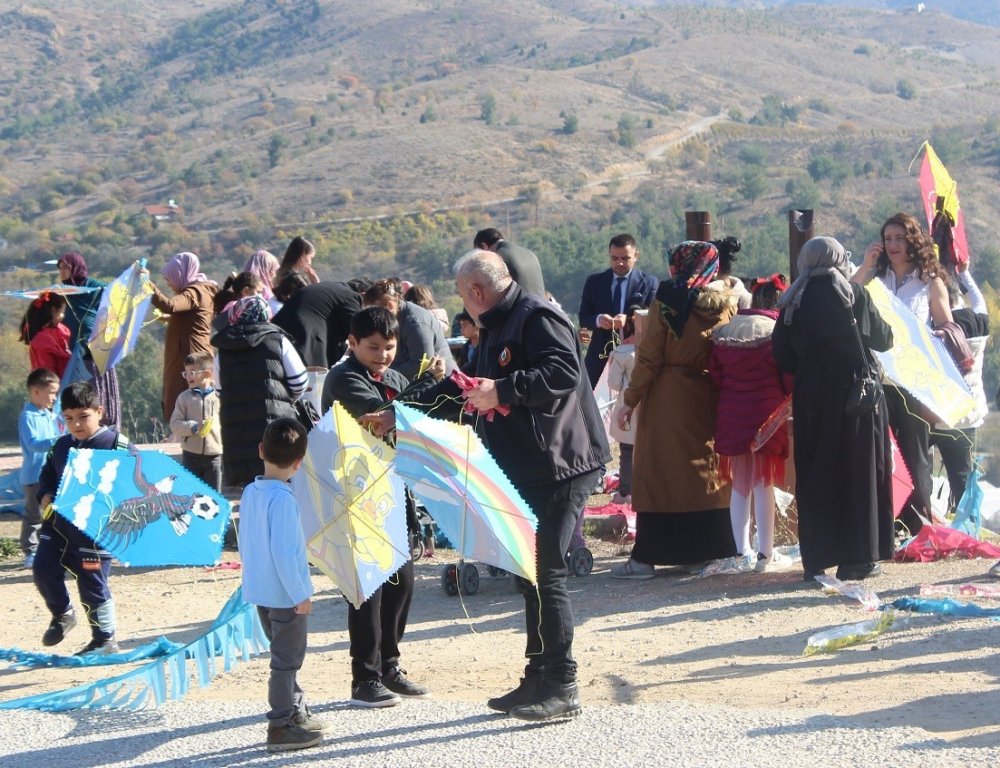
[442,564,459,596]
[460,563,480,595]
[485,564,508,578]
[568,547,594,577]
[410,536,425,561]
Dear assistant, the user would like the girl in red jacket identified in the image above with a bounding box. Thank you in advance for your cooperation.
[20,292,72,379]
[708,275,792,572]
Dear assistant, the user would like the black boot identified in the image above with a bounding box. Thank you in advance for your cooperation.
[508,679,581,722]
[487,669,544,714]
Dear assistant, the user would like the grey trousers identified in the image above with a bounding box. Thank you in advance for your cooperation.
[257,606,308,725]
[20,484,41,556]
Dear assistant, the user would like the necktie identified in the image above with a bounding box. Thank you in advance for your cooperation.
[611,276,625,316]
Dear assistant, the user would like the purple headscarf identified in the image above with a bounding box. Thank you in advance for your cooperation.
[58,252,89,286]
[243,249,279,301]
[163,252,216,292]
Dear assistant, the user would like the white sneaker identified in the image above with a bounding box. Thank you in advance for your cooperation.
[610,558,655,580]
[754,550,794,573]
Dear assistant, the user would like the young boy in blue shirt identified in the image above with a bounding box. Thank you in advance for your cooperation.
[18,368,62,569]
[321,306,443,708]
[36,381,130,655]
[239,417,328,753]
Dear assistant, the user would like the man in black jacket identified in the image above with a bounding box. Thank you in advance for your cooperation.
[473,228,547,298]
[272,279,361,368]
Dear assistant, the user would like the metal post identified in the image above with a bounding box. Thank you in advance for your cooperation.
[788,209,814,280]
[685,211,711,241]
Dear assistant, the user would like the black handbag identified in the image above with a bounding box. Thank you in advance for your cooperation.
[844,311,880,417]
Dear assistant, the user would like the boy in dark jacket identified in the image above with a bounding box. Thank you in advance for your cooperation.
[321,307,444,708]
[35,382,130,655]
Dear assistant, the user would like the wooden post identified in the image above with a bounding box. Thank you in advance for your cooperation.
[788,209,814,280]
[685,211,711,241]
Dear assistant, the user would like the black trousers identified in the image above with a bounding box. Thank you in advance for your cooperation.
[182,451,222,493]
[885,386,932,532]
[514,469,600,684]
[929,427,976,511]
[347,560,414,684]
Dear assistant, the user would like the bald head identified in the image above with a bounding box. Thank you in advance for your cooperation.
[454,249,513,321]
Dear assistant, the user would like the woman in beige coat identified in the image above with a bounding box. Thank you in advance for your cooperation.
[150,252,218,423]
[612,241,738,579]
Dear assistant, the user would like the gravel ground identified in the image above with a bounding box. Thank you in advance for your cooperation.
[1,698,997,768]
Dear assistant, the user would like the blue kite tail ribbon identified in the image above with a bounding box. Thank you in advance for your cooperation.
[0,637,183,670]
[0,586,267,712]
[887,597,1000,618]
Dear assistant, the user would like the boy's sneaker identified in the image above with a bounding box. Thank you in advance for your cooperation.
[75,636,120,656]
[350,679,402,708]
[382,667,430,698]
[754,550,794,573]
[42,610,77,647]
[266,723,322,753]
[487,673,544,714]
[509,680,582,722]
[292,707,332,733]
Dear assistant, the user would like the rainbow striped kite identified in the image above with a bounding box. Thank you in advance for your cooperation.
[392,402,538,584]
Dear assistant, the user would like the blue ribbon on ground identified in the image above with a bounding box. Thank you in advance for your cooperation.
[888,596,1000,618]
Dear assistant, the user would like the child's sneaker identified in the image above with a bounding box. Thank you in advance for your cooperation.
[292,707,332,733]
[754,550,794,573]
[266,723,322,753]
[42,609,77,647]
[75,636,120,656]
[350,679,401,708]
[382,667,429,698]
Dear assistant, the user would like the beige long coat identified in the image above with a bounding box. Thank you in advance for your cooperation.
[624,285,737,515]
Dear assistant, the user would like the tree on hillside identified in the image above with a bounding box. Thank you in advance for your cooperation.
[738,167,768,203]
[561,112,579,135]
[480,93,497,126]
[617,114,637,148]
[268,134,289,168]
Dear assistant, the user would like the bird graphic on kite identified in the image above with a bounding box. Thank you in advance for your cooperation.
[55,448,231,566]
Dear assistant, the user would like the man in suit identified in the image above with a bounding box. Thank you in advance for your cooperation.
[578,233,658,387]
[473,228,546,298]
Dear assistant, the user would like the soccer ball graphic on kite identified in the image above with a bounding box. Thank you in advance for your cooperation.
[190,494,221,520]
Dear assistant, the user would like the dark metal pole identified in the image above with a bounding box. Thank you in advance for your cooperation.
[788,209,814,281]
[685,211,712,241]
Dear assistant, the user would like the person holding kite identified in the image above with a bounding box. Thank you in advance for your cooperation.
[57,252,122,428]
[852,212,953,535]
[774,236,895,582]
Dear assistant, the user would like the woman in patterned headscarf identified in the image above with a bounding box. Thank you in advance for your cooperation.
[211,295,307,487]
[611,241,740,579]
[149,252,219,423]
[57,252,121,428]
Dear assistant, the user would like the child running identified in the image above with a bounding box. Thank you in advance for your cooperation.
[239,417,328,753]
[169,352,223,491]
[708,274,793,572]
[35,381,130,654]
[18,369,63,569]
[321,306,443,708]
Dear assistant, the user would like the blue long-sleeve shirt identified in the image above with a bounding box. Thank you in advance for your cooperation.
[239,477,314,609]
[18,403,61,486]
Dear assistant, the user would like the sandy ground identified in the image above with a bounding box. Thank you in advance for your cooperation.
[1,504,999,749]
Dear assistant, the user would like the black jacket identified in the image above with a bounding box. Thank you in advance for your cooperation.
[214,322,298,486]
[323,353,410,417]
[272,281,360,368]
[496,241,546,298]
[466,283,609,489]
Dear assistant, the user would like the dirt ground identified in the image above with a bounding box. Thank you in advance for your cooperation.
[1,505,999,747]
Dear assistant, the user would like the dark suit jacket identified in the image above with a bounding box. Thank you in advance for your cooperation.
[578,268,658,386]
[496,240,546,298]
[271,281,360,368]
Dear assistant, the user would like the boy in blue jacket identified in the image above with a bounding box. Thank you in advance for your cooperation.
[239,417,327,753]
[36,381,130,655]
[18,368,62,569]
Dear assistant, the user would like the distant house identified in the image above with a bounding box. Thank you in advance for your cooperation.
[144,200,182,223]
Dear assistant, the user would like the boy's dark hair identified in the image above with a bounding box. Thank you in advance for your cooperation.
[609,233,636,250]
[232,271,263,295]
[27,368,60,389]
[184,351,214,369]
[351,306,399,341]
[261,418,308,468]
[62,381,101,411]
[455,310,474,325]
[473,227,503,249]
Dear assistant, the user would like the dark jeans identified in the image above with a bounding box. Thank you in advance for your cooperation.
[929,426,976,511]
[347,560,414,684]
[618,443,634,496]
[34,525,115,641]
[885,386,932,532]
[182,451,222,493]
[257,606,308,726]
[515,469,600,684]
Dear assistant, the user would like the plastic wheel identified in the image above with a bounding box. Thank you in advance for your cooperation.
[486,564,509,578]
[569,547,594,577]
[442,564,459,596]
[460,563,480,594]
[410,536,425,561]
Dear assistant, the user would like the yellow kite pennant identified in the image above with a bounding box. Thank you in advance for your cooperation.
[88,261,155,375]
[290,402,409,609]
